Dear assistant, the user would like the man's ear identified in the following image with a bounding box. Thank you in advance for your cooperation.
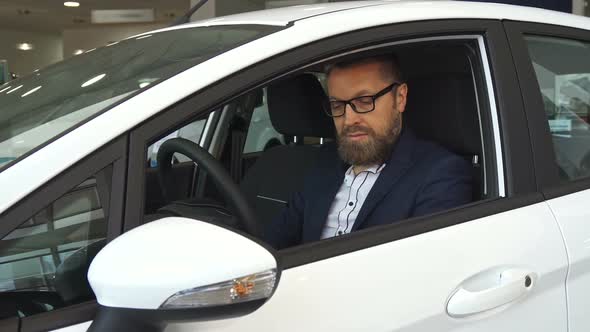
[396,83,408,113]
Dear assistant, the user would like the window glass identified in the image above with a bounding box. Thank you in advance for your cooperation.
[243,88,284,154]
[525,35,590,180]
[147,118,207,167]
[0,169,111,318]
[0,24,281,171]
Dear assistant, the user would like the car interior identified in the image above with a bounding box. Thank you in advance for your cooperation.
[142,39,493,240]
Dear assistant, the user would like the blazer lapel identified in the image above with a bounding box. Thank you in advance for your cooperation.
[351,130,417,231]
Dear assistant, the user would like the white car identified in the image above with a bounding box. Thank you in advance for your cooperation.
[1,1,590,331]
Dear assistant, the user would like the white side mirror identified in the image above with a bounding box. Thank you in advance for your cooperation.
[87,217,277,331]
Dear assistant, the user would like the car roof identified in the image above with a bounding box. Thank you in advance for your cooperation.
[193,1,387,26]
[131,1,388,37]
[135,0,590,38]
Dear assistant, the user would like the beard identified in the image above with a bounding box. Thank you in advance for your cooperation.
[337,112,402,167]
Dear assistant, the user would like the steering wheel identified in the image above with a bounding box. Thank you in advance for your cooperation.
[156,138,260,237]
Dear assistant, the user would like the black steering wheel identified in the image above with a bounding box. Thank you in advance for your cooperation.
[156,138,260,237]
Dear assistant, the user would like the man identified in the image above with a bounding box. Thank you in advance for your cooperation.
[265,55,472,249]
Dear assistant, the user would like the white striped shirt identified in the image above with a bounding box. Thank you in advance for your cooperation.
[320,164,386,239]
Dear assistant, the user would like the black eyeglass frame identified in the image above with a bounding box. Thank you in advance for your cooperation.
[325,82,402,117]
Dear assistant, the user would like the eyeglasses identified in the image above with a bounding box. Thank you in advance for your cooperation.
[325,82,401,117]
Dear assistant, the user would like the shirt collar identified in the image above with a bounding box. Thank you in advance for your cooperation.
[345,163,386,176]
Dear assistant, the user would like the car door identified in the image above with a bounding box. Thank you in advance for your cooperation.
[505,21,590,332]
[121,20,569,331]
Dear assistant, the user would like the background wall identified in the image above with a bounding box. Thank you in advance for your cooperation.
[216,0,265,16]
[190,0,216,20]
[0,29,62,76]
[469,0,572,12]
[572,0,585,15]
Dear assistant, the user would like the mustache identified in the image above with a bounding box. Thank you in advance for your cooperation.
[340,125,375,136]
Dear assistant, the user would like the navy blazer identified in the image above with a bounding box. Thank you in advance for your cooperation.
[264,129,473,249]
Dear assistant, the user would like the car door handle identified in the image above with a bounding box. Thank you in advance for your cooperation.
[447,268,536,318]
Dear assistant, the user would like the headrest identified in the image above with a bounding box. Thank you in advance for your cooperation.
[267,74,335,138]
[404,74,481,156]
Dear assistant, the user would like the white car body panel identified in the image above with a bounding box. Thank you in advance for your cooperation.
[165,203,568,332]
[546,191,590,332]
[50,322,91,332]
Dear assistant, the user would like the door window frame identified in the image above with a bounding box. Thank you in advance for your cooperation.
[505,21,590,199]
[125,19,536,269]
[0,135,127,332]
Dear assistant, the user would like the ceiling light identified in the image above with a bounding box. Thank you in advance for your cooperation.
[0,86,12,93]
[64,2,80,8]
[136,34,152,40]
[82,74,106,88]
[16,43,34,51]
[73,49,85,55]
[21,86,42,97]
[91,9,154,24]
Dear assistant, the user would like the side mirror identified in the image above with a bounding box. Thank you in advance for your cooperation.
[87,217,278,332]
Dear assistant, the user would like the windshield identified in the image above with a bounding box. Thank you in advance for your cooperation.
[0,24,280,170]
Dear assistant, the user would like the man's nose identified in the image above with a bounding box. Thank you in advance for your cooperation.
[343,104,361,126]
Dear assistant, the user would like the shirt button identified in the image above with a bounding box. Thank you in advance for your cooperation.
[348,202,353,206]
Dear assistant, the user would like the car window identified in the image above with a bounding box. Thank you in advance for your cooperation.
[0,24,282,172]
[243,88,284,154]
[0,168,111,319]
[136,37,501,251]
[243,73,328,154]
[148,118,207,167]
[525,35,590,180]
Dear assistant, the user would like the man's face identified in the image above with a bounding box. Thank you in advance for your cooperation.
[327,61,408,167]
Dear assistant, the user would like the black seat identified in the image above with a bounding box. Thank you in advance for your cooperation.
[404,73,483,199]
[239,74,334,228]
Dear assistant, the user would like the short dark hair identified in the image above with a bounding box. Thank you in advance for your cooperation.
[324,54,404,83]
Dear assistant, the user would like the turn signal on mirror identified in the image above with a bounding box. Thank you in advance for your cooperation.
[160,269,277,309]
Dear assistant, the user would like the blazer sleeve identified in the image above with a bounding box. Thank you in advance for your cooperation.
[412,154,473,217]
[263,190,305,250]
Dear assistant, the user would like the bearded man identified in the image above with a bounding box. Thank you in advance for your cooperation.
[264,55,472,249]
